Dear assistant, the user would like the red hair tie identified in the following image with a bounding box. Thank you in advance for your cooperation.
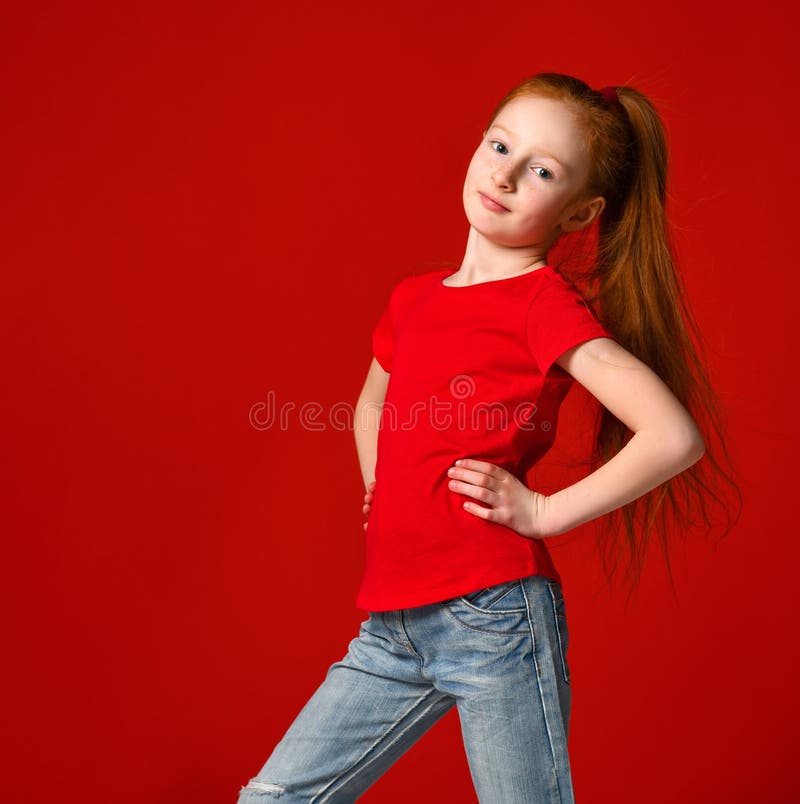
[599,85,621,108]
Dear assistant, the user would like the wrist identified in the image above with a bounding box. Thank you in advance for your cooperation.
[540,490,578,537]
[528,491,562,539]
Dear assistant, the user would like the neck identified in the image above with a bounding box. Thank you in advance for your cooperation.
[454,225,551,283]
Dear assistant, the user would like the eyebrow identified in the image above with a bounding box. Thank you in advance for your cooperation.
[489,123,567,169]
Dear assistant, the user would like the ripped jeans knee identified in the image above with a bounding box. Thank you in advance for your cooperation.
[238,779,286,799]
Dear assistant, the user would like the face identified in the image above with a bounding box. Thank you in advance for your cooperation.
[462,94,602,250]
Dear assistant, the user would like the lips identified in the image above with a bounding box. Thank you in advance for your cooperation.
[479,191,510,212]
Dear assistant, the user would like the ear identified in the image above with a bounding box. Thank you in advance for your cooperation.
[561,196,606,233]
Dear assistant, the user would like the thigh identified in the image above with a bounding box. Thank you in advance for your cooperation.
[238,613,455,803]
[439,575,573,804]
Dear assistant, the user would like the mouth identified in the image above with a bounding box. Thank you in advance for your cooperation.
[478,191,510,212]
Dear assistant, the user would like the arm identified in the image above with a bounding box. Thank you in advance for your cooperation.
[541,336,706,536]
[354,357,390,491]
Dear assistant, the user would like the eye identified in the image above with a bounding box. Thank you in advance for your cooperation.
[532,166,554,181]
[489,140,508,155]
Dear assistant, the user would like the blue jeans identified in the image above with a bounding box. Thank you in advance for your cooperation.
[237,573,573,803]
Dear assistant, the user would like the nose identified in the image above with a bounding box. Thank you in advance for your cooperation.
[491,162,515,190]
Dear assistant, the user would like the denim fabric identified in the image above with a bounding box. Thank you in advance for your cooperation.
[237,573,573,803]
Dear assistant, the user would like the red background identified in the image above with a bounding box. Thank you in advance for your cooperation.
[3,2,796,802]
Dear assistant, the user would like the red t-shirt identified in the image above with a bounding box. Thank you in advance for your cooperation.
[357,265,614,612]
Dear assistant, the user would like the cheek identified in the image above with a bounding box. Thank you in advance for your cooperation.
[464,153,481,184]
[521,186,560,213]
[516,193,564,230]
[470,144,494,170]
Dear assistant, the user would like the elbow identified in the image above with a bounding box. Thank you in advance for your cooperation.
[673,422,706,470]
[684,434,706,468]
[645,417,705,472]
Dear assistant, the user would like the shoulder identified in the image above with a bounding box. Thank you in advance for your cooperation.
[383,268,448,305]
[525,267,600,317]
[533,266,590,297]
[398,268,450,292]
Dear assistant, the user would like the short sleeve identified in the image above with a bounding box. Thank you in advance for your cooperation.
[371,295,394,372]
[525,277,613,376]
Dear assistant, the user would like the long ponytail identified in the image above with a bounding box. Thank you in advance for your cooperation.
[592,86,742,603]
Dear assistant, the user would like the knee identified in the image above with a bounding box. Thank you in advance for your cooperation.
[238,779,286,800]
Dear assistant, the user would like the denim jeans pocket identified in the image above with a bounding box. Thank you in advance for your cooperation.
[546,580,571,685]
[459,578,528,613]
[441,578,530,636]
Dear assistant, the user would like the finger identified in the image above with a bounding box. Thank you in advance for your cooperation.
[454,459,500,477]
[448,466,500,492]
[447,479,498,505]
[462,500,493,519]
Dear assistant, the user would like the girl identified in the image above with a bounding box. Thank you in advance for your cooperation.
[237,72,741,803]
